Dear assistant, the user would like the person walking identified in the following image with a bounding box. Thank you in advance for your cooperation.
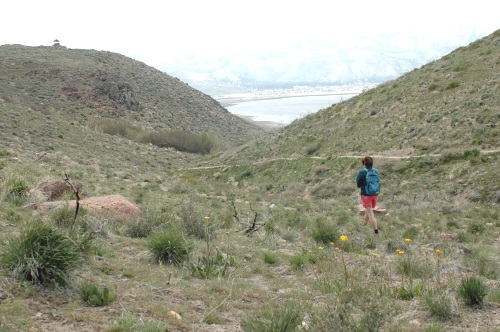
[356,156,380,234]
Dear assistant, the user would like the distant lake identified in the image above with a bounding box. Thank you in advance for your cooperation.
[226,93,357,124]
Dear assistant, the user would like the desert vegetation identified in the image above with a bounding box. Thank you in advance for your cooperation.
[0,31,498,331]
[0,150,498,331]
[95,118,214,154]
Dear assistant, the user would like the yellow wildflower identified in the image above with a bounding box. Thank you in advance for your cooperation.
[396,249,404,255]
[340,235,348,242]
[424,249,429,255]
[372,252,377,257]
[435,249,443,255]
[330,242,335,247]
[318,246,323,251]
[308,249,313,254]
[335,247,340,251]
[204,216,210,221]
[404,238,412,243]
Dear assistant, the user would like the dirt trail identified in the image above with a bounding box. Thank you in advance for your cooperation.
[183,149,500,170]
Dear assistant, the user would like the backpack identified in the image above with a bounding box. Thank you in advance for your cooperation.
[365,168,380,195]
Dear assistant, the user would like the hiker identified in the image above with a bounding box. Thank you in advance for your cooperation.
[356,156,380,234]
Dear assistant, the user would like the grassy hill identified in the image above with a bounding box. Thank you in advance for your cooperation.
[0,44,264,153]
[215,30,499,162]
[0,32,498,331]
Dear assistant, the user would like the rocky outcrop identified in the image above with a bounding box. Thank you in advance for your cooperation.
[95,81,140,111]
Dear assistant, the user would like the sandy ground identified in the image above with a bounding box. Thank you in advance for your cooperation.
[237,115,286,131]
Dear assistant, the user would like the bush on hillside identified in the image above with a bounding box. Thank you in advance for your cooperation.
[311,219,339,244]
[80,282,117,306]
[96,118,142,140]
[458,277,487,306]
[147,231,190,266]
[141,130,213,154]
[96,118,213,154]
[0,221,83,286]
[3,178,30,205]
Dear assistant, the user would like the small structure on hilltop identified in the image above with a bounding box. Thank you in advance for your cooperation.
[53,39,60,46]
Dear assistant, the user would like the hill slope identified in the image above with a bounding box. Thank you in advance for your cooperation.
[0,44,264,150]
[215,30,499,164]
[0,35,499,332]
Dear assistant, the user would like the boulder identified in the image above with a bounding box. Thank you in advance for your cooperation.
[357,204,388,215]
[37,179,83,200]
[36,194,140,222]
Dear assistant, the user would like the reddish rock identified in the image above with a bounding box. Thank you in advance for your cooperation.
[357,204,388,214]
[37,179,83,200]
[36,194,140,222]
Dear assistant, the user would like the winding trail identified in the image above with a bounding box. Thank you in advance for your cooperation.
[183,149,500,170]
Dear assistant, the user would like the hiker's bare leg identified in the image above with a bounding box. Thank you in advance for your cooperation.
[364,212,369,225]
[365,206,378,231]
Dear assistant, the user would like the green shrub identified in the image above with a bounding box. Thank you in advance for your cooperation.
[428,83,439,91]
[396,285,417,300]
[263,251,279,265]
[422,290,452,320]
[311,219,339,244]
[237,169,252,180]
[96,118,213,154]
[463,149,480,159]
[4,179,30,205]
[190,248,234,279]
[147,231,190,266]
[305,144,320,155]
[141,130,213,154]
[289,255,306,270]
[458,277,487,306]
[80,282,117,306]
[0,221,82,286]
[7,179,30,197]
[467,221,485,234]
[95,118,142,140]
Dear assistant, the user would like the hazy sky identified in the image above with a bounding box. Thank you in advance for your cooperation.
[1,0,499,71]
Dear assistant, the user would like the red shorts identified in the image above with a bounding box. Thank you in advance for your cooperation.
[361,195,378,208]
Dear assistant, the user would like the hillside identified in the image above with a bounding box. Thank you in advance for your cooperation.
[214,30,499,163]
[0,44,264,151]
[0,34,499,331]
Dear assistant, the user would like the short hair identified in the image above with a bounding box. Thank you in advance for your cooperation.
[362,156,373,166]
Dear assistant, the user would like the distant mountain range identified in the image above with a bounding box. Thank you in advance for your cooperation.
[160,30,487,94]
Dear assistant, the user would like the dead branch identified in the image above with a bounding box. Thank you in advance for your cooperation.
[231,200,265,235]
[64,172,80,234]
[230,200,240,223]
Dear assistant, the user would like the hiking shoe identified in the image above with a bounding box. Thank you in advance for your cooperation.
[374,229,379,234]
